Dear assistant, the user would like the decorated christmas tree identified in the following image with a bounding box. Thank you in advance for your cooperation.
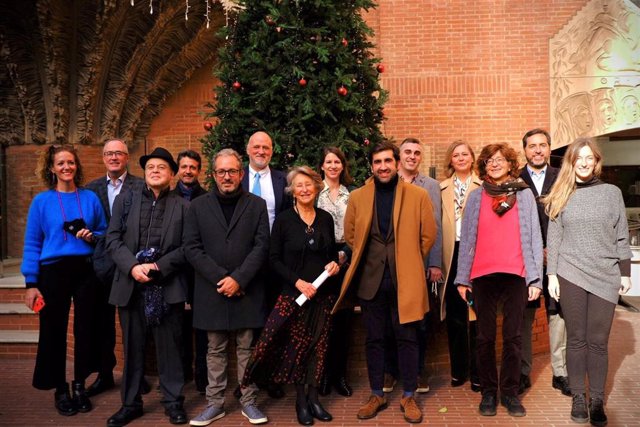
[202,0,388,184]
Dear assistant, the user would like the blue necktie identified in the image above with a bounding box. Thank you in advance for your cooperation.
[252,172,261,197]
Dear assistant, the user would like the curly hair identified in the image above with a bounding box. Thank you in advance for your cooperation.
[476,143,520,181]
[37,144,84,189]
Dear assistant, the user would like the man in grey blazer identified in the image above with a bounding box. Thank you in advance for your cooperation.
[85,138,143,397]
[185,149,270,426]
[106,147,190,427]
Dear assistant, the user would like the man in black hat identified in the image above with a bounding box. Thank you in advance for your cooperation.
[106,147,190,426]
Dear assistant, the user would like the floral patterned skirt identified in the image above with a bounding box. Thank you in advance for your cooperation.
[243,292,336,387]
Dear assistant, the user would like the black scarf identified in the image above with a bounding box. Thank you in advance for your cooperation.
[576,176,603,188]
[482,177,530,216]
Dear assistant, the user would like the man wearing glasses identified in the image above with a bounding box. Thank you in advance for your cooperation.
[185,149,270,426]
[86,139,143,397]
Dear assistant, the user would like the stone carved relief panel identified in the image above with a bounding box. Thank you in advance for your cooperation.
[550,0,640,148]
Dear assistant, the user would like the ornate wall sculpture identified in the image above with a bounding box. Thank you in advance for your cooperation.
[550,0,640,149]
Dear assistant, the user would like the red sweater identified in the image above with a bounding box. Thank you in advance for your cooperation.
[470,191,525,280]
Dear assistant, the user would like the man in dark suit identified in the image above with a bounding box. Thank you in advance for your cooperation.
[185,148,270,426]
[106,147,190,426]
[518,128,569,397]
[171,150,208,393]
[240,131,291,399]
[85,138,143,397]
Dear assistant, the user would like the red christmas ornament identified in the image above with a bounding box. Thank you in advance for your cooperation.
[265,16,275,26]
[364,138,370,146]
[376,64,385,73]
[298,78,307,87]
[232,81,241,91]
[341,38,348,47]
[203,122,213,131]
[337,86,348,96]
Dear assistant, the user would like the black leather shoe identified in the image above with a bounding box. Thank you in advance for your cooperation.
[552,375,572,396]
[518,374,531,395]
[333,377,352,397]
[296,402,314,426]
[308,399,332,421]
[86,373,115,397]
[478,392,497,416]
[589,397,607,427]
[71,380,92,413]
[140,377,151,395]
[165,405,188,425]
[470,382,482,393]
[267,383,285,399]
[451,377,466,387]
[318,375,331,396]
[54,385,78,417]
[107,406,143,427]
[500,394,526,417]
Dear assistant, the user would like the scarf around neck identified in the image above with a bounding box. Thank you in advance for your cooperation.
[482,177,529,216]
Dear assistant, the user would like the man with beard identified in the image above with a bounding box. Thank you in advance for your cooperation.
[333,141,436,424]
[185,149,270,426]
[517,128,569,397]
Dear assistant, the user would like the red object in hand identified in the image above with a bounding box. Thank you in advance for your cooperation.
[337,86,348,96]
[232,81,241,91]
[33,296,45,313]
[298,78,307,87]
[376,64,385,73]
[203,122,213,131]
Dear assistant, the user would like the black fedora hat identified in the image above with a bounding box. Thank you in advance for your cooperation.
[139,147,178,173]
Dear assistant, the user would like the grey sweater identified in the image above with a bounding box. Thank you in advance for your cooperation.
[547,183,633,304]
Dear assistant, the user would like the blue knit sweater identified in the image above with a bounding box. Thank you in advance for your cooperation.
[21,189,107,285]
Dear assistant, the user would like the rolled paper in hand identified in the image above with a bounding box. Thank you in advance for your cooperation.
[296,270,331,306]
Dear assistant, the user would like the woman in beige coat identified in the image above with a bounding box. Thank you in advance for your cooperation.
[439,140,482,391]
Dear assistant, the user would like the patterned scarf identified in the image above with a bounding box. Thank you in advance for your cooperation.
[453,175,471,221]
[482,177,529,216]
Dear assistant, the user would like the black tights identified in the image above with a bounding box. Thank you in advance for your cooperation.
[296,384,319,407]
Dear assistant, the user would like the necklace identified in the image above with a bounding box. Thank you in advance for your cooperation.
[294,205,315,241]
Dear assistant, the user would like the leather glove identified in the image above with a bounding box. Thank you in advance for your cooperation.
[548,274,560,302]
[620,277,632,295]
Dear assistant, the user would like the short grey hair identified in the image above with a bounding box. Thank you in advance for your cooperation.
[213,148,243,169]
[285,165,324,195]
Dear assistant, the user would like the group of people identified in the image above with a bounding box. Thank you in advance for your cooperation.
[21,128,632,427]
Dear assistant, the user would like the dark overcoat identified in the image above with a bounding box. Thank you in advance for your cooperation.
[183,190,270,331]
[106,189,189,307]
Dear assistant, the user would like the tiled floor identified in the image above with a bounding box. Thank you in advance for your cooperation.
[1,304,638,426]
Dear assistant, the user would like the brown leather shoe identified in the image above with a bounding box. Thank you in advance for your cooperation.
[357,395,388,420]
[400,396,423,424]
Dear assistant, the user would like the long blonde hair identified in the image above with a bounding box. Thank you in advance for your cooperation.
[542,137,603,219]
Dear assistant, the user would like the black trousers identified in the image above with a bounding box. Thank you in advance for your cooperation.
[118,291,185,408]
[181,308,208,383]
[474,273,527,397]
[33,256,97,390]
[324,307,352,382]
[91,277,117,376]
[445,242,478,382]
[361,271,419,393]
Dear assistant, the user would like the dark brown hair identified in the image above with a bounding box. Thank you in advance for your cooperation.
[38,144,84,189]
[318,146,353,186]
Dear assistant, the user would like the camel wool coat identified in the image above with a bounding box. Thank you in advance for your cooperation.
[439,173,482,321]
[332,178,437,324]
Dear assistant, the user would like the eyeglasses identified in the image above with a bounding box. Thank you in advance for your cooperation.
[213,169,240,177]
[103,151,128,158]
[484,157,507,166]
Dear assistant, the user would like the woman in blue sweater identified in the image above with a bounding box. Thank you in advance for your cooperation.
[22,145,107,417]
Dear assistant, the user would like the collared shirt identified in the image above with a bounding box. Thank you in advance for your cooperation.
[107,171,128,214]
[526,164,547,196]
[249,166,276,228]
[316,181,350,244]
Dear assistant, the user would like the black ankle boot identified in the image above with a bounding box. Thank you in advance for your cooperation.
[54,384,78,416]
[318,375,331,396]
[589,397,607,427]
[72,380,92,413]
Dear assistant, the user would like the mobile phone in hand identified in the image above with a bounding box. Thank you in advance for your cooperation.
[33,296,45,313]
[465,289,474,307]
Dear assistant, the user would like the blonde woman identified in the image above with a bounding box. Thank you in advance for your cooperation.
[543,138,632,426]
[439,140,482,391]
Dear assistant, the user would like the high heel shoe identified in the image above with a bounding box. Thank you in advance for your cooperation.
[308,399,332,422]
[296,402,314,426]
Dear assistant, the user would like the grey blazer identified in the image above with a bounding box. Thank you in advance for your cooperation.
[413,174,443,271]
[454,187,543,289]
[106,189,189,307]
